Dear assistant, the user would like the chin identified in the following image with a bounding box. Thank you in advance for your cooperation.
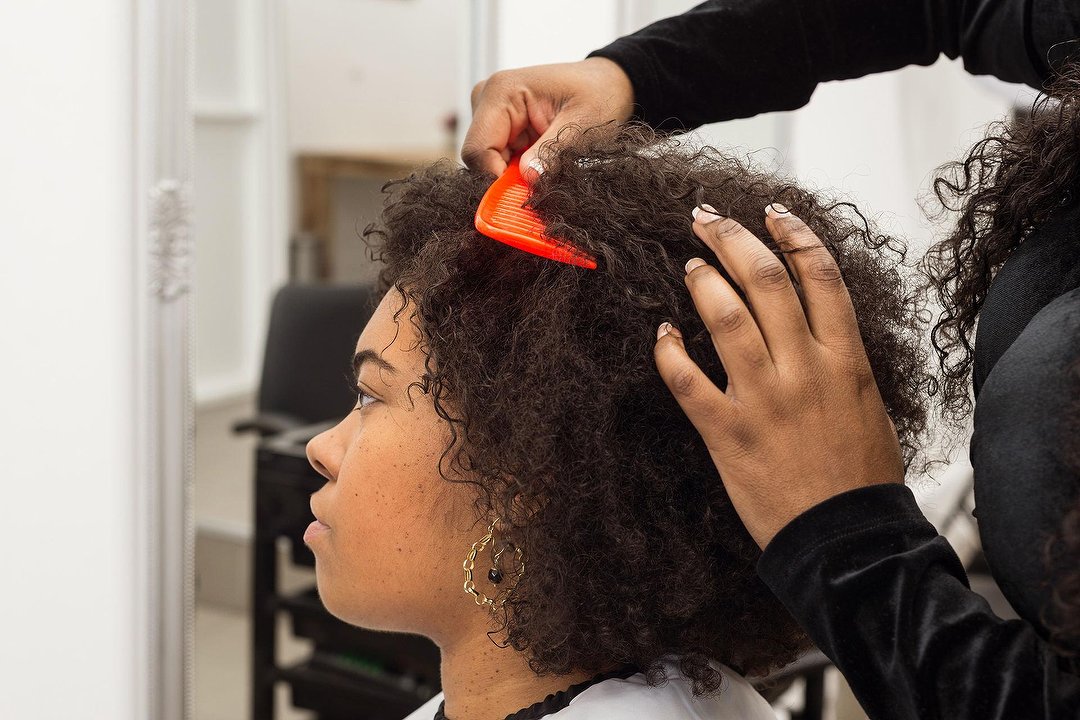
[313,569,425,635]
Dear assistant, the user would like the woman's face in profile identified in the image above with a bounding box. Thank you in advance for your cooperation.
[305,289,485,641]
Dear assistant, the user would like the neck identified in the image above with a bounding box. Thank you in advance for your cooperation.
[436,620,595,720]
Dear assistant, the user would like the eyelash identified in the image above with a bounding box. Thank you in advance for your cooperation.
[352,382,378,410]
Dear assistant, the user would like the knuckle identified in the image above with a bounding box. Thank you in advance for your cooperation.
[749,255,790,291]
[459,140,481,164]
[712,305,749,334]
[805,253,844,285]
[470,80,487,105]
[774,215,806,239]
[711,216,745,239]
[738,346,772,371]
[852,363,879,392]
[486,70,512,90]
[727,420,758,453]
[669,364,701,396]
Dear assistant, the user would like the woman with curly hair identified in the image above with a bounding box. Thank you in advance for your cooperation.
[302,126,930,719]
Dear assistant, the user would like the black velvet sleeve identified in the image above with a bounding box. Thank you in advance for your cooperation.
[757,483,1080,720]
[589,0,1080,130]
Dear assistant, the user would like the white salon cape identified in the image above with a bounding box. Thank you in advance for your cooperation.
[402,661,777,720]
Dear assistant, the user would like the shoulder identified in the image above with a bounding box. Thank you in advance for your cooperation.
[548,662,775,719]
[402,692,444,720]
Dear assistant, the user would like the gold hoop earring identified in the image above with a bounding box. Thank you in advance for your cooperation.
[462,518,524,609]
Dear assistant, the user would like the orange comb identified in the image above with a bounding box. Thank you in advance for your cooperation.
[474,157,597,270]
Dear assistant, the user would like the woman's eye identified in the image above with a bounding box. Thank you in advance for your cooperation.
[356,388,377,409]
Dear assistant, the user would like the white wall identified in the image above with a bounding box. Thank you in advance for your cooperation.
[0,2,138,718]
[784,60,1015,256]
[194,0,287,404]
[284,0,461,153]
[486,0,1019,255]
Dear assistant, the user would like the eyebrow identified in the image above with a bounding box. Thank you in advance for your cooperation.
[351,349,398,381]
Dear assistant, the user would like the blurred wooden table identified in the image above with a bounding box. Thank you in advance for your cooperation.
[297,149,448,279]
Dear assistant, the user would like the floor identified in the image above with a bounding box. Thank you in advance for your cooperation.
[194,604,314,720]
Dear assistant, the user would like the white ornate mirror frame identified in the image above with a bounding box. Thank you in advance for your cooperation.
[133,1,195,718]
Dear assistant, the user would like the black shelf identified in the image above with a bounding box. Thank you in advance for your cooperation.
[280,657,435,720]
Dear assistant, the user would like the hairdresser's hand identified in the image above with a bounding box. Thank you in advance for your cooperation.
[654,205,905,550]
[462,58,634,179]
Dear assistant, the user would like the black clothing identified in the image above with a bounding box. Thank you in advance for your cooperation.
[587,2,1080,717]
[968,189,1080,639]
[972,191,1080,397]
[754,181,1080,719]
[590,0,1080,130]
[758,483,1080,720]
[972,286,1080,642]
[755,190,1080,719]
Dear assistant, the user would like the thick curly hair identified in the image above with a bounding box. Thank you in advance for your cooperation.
[363,125,930,693]
[923,61,1080,419]
[923,61,1080,661]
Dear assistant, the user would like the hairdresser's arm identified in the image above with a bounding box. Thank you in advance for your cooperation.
[591,0,1080,130]
[463,0,1080,174]
[652,206,1080,719]
[758,484,1080,719]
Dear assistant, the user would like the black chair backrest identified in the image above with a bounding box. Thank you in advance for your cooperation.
[257,283,382,426]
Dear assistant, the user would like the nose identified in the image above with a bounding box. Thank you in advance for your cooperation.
[306,425,342,482]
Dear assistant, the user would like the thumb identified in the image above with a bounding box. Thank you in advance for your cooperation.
[519,113,579,184]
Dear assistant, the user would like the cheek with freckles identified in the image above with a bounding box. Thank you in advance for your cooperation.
[314,401,478,633]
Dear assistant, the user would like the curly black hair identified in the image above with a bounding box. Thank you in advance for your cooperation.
[923,61,1080,419]
[923,61,1080,660]
[363,125,931,693]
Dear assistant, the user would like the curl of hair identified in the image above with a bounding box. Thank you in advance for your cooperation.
[363,125,931,693]
[923,61,1080,419]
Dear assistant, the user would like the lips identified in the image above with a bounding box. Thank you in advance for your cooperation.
[305,499,332,545]
[309,499,330,528]
[304,519,330,544]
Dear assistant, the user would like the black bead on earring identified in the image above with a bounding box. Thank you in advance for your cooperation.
[489,540,512,584]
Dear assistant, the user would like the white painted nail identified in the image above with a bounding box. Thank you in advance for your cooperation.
[685,257,707,273]
[692,204,722,225]
[526,158,545,176]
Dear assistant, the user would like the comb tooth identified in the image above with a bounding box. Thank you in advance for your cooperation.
[491,206,539,221]
[491,210,542,229]
[492,220,543,234]
[494,222,543,235]
[493,202,532,217]
[491,201,534,213]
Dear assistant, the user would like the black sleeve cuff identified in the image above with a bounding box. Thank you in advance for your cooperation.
[758,483,936,591]
[587,41,683,131]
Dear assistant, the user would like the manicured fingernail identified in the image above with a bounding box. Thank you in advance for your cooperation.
[526,158,545,176]
[685,257,706,274]
[766,203,790,218]
[656,322,682,340]
[692,204,722,225]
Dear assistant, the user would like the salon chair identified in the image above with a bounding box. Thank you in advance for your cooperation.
[233,282,381,438]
